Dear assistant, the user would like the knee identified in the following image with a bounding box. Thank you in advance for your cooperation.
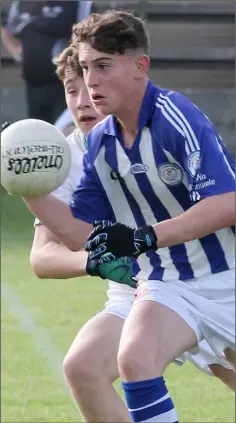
[117,342,166,381]
[117,345,138,381]
[63,342,119,387]
[63,347,100,386]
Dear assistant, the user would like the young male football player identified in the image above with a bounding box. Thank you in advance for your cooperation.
[29,45,132,421]
[21,12,235,422]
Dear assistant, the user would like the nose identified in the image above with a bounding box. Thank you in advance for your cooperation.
[85,69,98,89]
[76,84,91,110]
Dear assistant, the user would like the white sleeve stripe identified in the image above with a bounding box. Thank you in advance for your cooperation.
[155,102,191,155]
[156,97,197,155]
[157,96,196,153]
[159,93,201,151]
[214,136,235,179]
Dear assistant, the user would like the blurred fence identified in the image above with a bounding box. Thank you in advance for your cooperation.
[1,0,235,155]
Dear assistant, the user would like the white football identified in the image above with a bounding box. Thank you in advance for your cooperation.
[1,119,71,196]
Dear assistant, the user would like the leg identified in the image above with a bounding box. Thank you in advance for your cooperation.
[63,312,131,422]
[118,300,197,422]
[224,348,236,371]
[184,338,235,391]
[118,301,197,380]
[209,364,235,391]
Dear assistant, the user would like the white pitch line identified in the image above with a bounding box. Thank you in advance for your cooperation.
[2,281,69,393]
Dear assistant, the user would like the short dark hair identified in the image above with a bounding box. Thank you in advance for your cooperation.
[72,10,150,55]
[53,46,83,81]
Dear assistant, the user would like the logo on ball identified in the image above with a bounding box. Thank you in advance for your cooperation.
[1,119,71,196]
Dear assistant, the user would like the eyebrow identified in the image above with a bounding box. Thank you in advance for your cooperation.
[80,57,113,65]
[64,78,75,87]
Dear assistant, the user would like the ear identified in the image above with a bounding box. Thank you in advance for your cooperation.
[135,54,150,77]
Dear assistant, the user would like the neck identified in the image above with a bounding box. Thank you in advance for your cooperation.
[116,78,148,139]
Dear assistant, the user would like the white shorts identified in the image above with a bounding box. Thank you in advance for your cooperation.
[102,270,235,373]
[135,268,235,369]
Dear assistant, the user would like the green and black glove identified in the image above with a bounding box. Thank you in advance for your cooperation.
[86,253,137,289]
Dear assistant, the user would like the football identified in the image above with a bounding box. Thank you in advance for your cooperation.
[1,119,71,196]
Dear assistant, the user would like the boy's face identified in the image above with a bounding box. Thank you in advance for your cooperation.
[78,43,146,116]
[63,66,103,136]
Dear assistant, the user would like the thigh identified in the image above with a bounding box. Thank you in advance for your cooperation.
[136,271,235,362]
[119,300,197,375]
[209,364,235,391]
[224,348,236,371]
[102,281,135,320]
[67,312,124,381]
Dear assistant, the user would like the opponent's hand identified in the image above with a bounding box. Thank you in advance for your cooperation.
[86,253,137,288]
[85,220,157,260]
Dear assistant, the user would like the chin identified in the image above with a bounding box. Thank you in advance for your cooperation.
[94,105,113,116]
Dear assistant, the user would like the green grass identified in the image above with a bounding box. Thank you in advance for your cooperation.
[1,188,235,422]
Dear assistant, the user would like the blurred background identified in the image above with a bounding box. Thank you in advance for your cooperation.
[1,2,235,423]
[1,0,235,155]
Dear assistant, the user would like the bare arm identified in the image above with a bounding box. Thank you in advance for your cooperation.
[153,192,235,248]
[1,26,22,62]
[30,224,88,279]
[23,195,92,251]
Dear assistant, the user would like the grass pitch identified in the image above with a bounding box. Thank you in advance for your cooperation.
[1,188,235,422]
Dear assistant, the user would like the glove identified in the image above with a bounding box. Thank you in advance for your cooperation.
[86,253,137,288]
[1,122,10,132]
[85,220,157,260]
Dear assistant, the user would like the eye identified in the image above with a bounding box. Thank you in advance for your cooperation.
[67,88,76,95]
[98,63,109,70]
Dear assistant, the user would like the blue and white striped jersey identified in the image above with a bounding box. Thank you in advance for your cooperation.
[71,81,235,281]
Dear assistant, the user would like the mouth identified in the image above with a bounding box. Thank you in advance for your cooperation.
[79,116,97,124]
[91,94,105,102]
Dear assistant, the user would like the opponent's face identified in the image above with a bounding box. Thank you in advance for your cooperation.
[78,43,148,116]
[64,67,103,136]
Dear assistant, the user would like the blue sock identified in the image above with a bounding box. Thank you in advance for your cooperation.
[122,376,178,422]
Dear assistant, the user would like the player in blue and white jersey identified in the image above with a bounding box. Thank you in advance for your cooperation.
[21,11,235,423]
[24,44,234,423]
[70,11,235,423]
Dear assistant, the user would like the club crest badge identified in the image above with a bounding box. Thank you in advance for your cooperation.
[158,163,183,186]
[186,151,201,177]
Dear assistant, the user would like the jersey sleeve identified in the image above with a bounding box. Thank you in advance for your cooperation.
[70,152,114,224]
[165,93,235,203]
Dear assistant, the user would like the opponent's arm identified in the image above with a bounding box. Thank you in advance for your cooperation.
[23,195,92,251]
[31,223,136,287]
[30,224,88,279]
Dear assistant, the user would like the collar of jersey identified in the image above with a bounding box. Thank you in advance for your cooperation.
[103,80,159,137]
